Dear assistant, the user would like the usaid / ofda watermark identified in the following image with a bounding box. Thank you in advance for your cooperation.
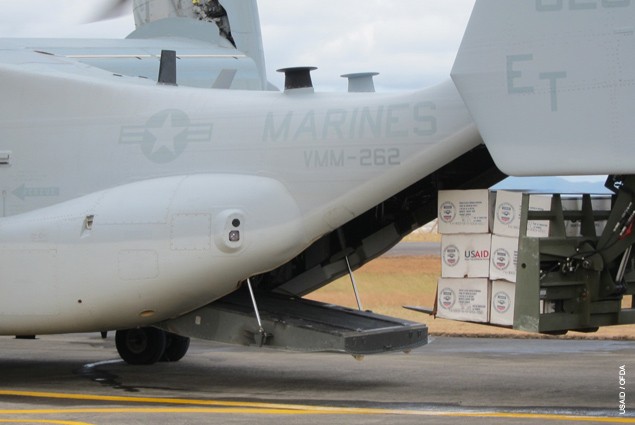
[619,365,626,416]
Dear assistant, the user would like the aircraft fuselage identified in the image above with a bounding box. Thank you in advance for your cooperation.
[0,52,479,333]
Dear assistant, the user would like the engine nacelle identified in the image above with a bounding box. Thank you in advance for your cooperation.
[0,174,305,335]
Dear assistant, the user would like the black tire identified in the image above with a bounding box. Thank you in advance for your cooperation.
[115,328,167,365]
[160,333,190,362]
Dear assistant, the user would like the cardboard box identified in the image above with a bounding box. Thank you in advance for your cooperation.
[562,198,582,237]
[527,195,552,238]
[490,280,516,326]
[441,234,491,278]
[492,190,521,237]
[438,190,494,234]
[562,196,611,237]
[493,190,551,238]
[490,235,519,282]
[436,278,491,323]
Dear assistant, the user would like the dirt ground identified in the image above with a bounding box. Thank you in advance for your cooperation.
[307,254,635,340]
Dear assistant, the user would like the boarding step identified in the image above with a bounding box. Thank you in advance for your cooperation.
[158,289,428,355]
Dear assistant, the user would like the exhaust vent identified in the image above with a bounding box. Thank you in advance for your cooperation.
[277,67,317,93]
[341,72,379,93]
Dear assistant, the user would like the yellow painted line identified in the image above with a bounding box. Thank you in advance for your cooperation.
[0,408,316,415]
[0,408,633,423]
[0,390,347,413]
[0,390,633,422]
[0,420,94,425]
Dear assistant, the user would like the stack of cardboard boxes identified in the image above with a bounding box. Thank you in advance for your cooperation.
[437,190,551,326]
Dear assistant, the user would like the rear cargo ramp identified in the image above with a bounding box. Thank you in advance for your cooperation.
[159,289,428,355]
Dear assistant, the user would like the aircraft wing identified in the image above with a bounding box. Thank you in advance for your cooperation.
[0,48,158,86]
[0,32,261,90]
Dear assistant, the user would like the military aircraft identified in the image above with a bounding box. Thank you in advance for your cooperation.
[0,0,633,365]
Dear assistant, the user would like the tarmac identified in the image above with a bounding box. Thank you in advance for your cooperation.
[0,333,633,424]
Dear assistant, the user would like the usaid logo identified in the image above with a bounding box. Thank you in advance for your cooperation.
[493,248,511,271]
[493,291,512,314]
[439,288,456,310]
[443,245,460,267]
[439,201,456,223]
[465,249,490,260]
[496,202,515,225]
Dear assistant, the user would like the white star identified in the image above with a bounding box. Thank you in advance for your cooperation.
[146,113,187,155]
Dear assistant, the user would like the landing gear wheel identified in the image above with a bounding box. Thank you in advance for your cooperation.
[161,333,190,362]
[115,328,166,365]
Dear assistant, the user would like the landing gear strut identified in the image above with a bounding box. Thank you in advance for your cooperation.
[115,328,190,365]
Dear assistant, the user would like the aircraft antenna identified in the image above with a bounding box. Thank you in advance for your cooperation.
[158,50,177,85]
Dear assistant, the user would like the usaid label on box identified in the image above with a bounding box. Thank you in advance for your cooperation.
[437,278,491,323]
[490,280,516,326]
[441,234,491,278]
[438,190,492,234]
[490,235,519,282]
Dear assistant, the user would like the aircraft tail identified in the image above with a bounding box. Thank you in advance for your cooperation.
[451,0,635,176]
[131,0,267,88]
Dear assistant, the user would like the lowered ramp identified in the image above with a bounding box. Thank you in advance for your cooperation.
[158,289,428,355]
